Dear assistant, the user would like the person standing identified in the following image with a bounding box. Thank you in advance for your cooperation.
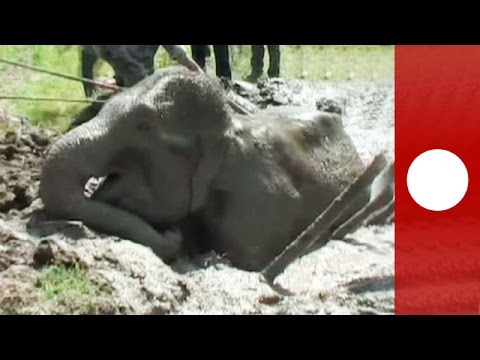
[191,45,210,70]
[191,45,232,79]
[248,45,281,81]
[81,45,202,96]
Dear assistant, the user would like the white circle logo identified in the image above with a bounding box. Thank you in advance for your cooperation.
[407,149,469,211]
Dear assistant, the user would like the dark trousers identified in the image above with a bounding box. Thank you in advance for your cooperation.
[81,46,99,97]
[251,45,280,78]
[191,45,232,79]
[81,45,157,96]
[191,45,209,69]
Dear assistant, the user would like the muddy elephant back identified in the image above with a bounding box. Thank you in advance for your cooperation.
[272,111,368,233]
[276,111,364,189]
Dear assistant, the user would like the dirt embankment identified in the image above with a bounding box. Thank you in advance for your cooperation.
[0,79,394,315]
[0,113,56,218]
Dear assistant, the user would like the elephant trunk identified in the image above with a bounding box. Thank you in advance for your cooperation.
[40,116,111,218]
[39,118,180,259]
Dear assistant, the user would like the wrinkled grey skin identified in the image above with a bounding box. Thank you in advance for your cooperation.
[40,67,227,261]
[41,67,368,270]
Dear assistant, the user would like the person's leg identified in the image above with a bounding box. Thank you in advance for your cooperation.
[96,45,151,87]
[191,45,207,70]
[80,46,99,97]
[213,45,232,79]
[250,45,265,79]
[267,45,280,78]
[204,45,211,58]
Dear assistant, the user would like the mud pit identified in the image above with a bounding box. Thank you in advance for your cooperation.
[0,79,394,315]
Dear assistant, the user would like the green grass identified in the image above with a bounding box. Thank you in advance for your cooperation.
[35,264,115,314]
[0,45,394,132]
[37,265,107,301]
[0,264,115,315]
[226,45,394,81]
[0,46,86,131]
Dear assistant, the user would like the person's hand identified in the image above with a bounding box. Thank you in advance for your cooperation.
[180,57,204,73]
[186,60,204,73]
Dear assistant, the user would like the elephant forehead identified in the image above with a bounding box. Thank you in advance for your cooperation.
[102,98,156,122]
[99,91,135,114]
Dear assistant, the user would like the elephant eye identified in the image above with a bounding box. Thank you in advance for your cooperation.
[161,133,196,158]
[136,121,151,131]
[161,133,193,148]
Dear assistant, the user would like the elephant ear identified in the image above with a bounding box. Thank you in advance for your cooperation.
[153,73,232,139]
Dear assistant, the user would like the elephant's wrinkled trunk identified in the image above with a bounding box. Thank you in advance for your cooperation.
[40,117,111,218]
[40,117,180,260]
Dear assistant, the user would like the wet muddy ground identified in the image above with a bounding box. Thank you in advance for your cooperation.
[0,78,394,315]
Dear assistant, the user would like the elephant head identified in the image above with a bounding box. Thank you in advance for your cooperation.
[40,67,232,260]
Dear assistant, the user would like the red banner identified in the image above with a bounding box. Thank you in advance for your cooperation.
[395,45,480,314]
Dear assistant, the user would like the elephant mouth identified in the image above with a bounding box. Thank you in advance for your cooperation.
[88,174,184,231]
[85,175,115,201]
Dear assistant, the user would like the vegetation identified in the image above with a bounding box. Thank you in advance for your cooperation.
[35,265,114,314]
[0,264,115,315]
[37,265,106,300]
[0,45,394,132]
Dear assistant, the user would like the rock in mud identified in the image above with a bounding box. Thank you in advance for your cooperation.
[316,97,347,115]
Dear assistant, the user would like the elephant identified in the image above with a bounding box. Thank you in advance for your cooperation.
[40,66,369,271]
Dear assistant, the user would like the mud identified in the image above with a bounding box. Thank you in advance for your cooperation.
[0,78,394,315]
[0,114,56,218]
